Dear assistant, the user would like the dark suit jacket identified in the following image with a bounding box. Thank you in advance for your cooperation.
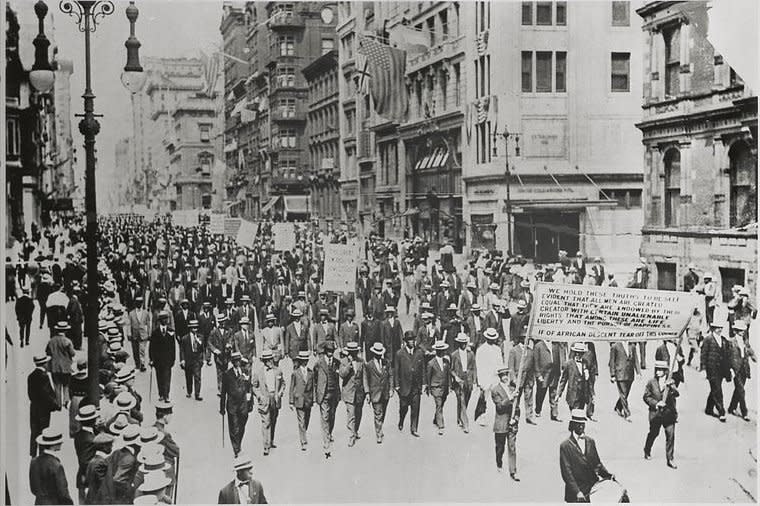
[84,453,109,504]
[29,452,73,505]
[174,309,196,341]
[559,435,611,502]
[507,343,535,386]
[101,447,138,505]
[73,428,96,487]
[314,356,341,404]
[361,319,382,349]
[608,342,640,381]
[179,332,205,365]
[449,348,477,389]
[285,322,310,358]
[338,357,366,403]
[364,358,391,403]
[289,367,315,409]
[381,320,403,360]
[533,340,562,387]
[220,367,252,414]
[557,360,588,407]
[701,334,731,380]
[491,382,518,433]
[149,327,176,367]
[218,478,267,504]
[643,377,679,423]
[15,294,35,322]
[416,325,440,354]
[728,344,754,379]
[509,311,530,342]
[28,368,59,421]
[394,347,426,396]
[426,356,450,397]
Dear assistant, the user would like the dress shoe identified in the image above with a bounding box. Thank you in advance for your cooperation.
[510,473,520,482]
[496,467,503,473]
[667,460,678,469]
[719,415,726,422]
[587,416,598,422]
[644,452,651,460]
[526,419,537,425]
[301,445,307,451]
[324,452,331,459]
[438,429,444,435]
[535,412,542,418]
[263,450,269,456]
[463,427,469,434]
[743,415,751,421]
[348,438,356,447]
[624,417,632,423]
[376,437,382,444]
[186,394,191,398]
[411,431,420,438]
[398,422,403,431]
[270,443,277,449]
[195,396,203,401]
[551,417,563,423]
[330,435,334,442]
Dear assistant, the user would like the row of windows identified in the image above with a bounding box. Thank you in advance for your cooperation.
[408,63,462,121]
[412,3,460,48]
[6,118,20,156]
[308,104,338,135]
[308,70,338,103]
[520,52,631,93]
[521,1,629,27]
[600,188,642,209]
[379,140,399,185]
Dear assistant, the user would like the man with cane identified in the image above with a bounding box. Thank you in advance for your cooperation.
[220,351,253,458]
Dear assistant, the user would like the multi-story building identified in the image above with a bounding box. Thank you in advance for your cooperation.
[636,1,757,297]
[114,137,134,207]
[303,48,341,228]
[52,58,76,206]
[461,1,644,273]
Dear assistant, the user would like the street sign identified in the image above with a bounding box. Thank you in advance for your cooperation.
[272,222,296,251]
[322,241,359,293]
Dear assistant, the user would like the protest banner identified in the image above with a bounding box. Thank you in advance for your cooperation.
[272,222,296,251]
[527,282,701,342]
[235,219,259,248]
[322,240,359,293]
[209,212,226,235]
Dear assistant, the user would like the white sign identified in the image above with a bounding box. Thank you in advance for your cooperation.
[209,213,226,235]
[235,219,259,248]
[527,282,701,342]
[172,210,199,228]
[272,223,296,251]
[322,241,359,293]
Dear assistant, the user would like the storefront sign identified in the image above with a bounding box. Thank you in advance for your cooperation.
[510,185,580,201]
[527,282,701,342]
[522,118,567,158]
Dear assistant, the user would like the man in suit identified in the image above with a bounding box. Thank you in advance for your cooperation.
[174,299,195,344]
[149,311,176,402]
[416,312,439,355]
[314,341,341,458]
[381,305,403,360]
[728,320,755,421]
[220,352,253,458]
[289,351,314,451]
[507,336,536,424]
[356,269,373,315]
[187,279,201,313]
[128,296,151,371]
[701,319,732,422]
[15,286,34,347]
[260,313,284,361]
[394,331,426,436]
[220,278,235,311]
[643,360,679,468]
[368,285,386,321]
[84,432,114,505]
[168,278,185,311]
[73,405,98,504]
[557,342,591,413]
[559,410,614,502]
[179,319,205,400]
[197,301,216,365]
[364,342,392,444]
[590,257,605,286]
[492,366,520,481]
[337,309,359,351]
[534,339,563,421]
[236,295,256,331]
[101,424,141,504]
[583,341,599,421]
[655,338,685,387]
[208,315,234,396]
[28,354,60,456]
[450,333,477,433]
[361,310,382,358]
[29,428,74,504]
[252,350,285,456]
[509,300,530,346]
[339,341,366,446]
[609,340,641,421]
[251,273,269,321]
[233,317,256,372]
[466,303,485,349]
[217,456,267,504]
[285,309,310,359]
[427,341,451,435]
[312,308,337,352]
[46,321,76,407]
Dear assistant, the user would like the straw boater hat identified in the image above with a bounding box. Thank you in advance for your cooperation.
[188,319,199,329]
[137,471,171,494]
[55,321,71,332]
[370,342,386,356]
[345,342,360,352]
[155,400,173,417]
[489,282,499,291]
[471,303,482,312]
[265,313,276,322]
[570,409,587,424]
[120,424,141,446]
[216,314,228,323]
[291,308,303,318]
[225,298,235,305]
[109,418,128,437]
[570,342,587,354]
[432,341,449,351]
[133,494,160,505]
[516,300,528,310]
[33,354,51,367]
[239,316,250,326]
[421,312,434,321]
[483,328,499,341]
[98,320,110,332]
[230,351,242,361]
[115,367,135,384]
[75,404,99,423]
[36,427,64,447]
[385,305,396,314]
[734,320,748,331]
[138,427,164,446]
[233,456,254,472]
[654,360,669,370]
[296,350,311,361]
[455,333,469,344]
[260,349,274,361]
[114,391,137,411]
[138,447,171,472]
[497,366,509,377]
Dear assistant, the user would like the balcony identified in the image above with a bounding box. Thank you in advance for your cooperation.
[271,105,306,122]
[268,11,304,30]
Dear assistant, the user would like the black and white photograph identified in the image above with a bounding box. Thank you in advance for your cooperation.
[1,0,758,504]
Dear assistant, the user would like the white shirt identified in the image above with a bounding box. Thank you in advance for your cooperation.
[544,341,553,362]
[714,332,723,348]
[264,367,277,393]
[574,360,583,375]
[459,348,468,371]
[235,479,250,505]
[572,433,586,454]
[473,316,481,332]
[476,343,504,387]
[435,356,444,371]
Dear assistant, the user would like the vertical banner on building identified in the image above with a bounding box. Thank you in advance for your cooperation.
[235,219,259,248]
[209,213,226,235]
[527,282,701,342]
[322,240,359,293]
[272,222,296,251]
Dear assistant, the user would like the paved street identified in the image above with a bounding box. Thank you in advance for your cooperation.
[4,300,756,504]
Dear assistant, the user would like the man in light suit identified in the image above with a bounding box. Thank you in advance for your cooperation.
[426,341,451,435]
[337,309,360,351]
[338,342,366,446]
[217,456,267,504]
[534,339,563,422]
[260,313,284,361]
[252,350,285,456]
[312,309,336,352]
[289,351,314,451]
[609,340,641,421]
[450,333,477,433]
[314,341,340,458]
[364,342,392,444]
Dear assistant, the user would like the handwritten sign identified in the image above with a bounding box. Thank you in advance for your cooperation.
[209,213,226,235]
[235,219,259,248]
[322,241,359,293]
[527,282,701,342]
[272,223,296,251]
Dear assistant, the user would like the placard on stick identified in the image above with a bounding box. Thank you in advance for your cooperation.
[322,241,359,293]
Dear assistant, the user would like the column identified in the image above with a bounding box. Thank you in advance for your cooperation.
[678,140,692,227]
[712,136,727,228]
[679,22,691,94]
[651,29,663,101]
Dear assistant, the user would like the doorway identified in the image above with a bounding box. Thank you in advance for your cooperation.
[656,262,677,290]
[514,211,580,263]
[719,267,745,303]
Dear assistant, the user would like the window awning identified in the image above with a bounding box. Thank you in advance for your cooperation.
[261,195,281,213]
[284,195,310,215]
[415,147,449,170]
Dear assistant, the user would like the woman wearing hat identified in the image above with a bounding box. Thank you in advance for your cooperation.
[29,427,74,504]
[643,360,679,468]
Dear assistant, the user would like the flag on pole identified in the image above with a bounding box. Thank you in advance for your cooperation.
[357,35,408,123]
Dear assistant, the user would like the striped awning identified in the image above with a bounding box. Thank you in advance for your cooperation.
[414,147,449,170]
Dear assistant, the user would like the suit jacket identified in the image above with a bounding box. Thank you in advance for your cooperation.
[364,358,391,403]
[289,366,315,409]
[29,452,73,505]
[15,294,35,322]
[84,453,109,504]
[218,478,267,504]
[416,325,440,354]
[251,366,285,412]
[533,340,562,387]
[643,377,679,423]
[728,343,753,379]
[28,368,59,419]
[701,334,731,380]
[337,321,359,350]
[314,355,341,404]
[260,326,283,354]
[507,343,535,386]
[557,360,588,407]
[312,322,337,351]
[174,309,196,340]
[197,310,216,339]
[509,311,530,342]
[149,327,176,367]
[394,346,426,397]
[361,319,382,349]
[491,382,518,433]
[179,332,205,365]
[285,322,310,358]
[232,329,256,360]
[559,435,611,502]
[466,314,485,348]
[608,342,640,381]
[73,428,96,487]
[46,334,76,374]
[380,319,403,359]
[449,348,477,389]
[426,356,450,397]
[101,447,138,505]
[129,308,151,341]
[220,367,252,414]
[339,356,366,403]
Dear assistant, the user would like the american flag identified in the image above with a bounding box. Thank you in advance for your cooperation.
[354,51,370,95]
[357,35,408,123]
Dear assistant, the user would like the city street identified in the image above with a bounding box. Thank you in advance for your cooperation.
[5,300,756,504]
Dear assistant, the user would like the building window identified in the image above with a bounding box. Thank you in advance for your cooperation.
[277,66,295,87]
[454,63,461,106]
[521,2,533,25]
[440,68,448,110]
[345,110,355,135]
[600,188,642,209]
[536,51,552,92]
[476,121,492,164]
[729,141,757,227]
[200,155,212,175]
[341,33,354,60]
[611,52,630,92]
[439,9,449,40]
[664,148,681,227]
[321,38,335,55]
[199,124,211,142]
[278,98,296,118]
[6,118,20,156]
[664,26,681,97]
[521,51,533,92]
[380,140,398,185]
[279,35,295,56]
[536,1,552,25]
[556,1,566,25]
[611,1,630,26]
[279,129,296,148]
[555,51,567,92]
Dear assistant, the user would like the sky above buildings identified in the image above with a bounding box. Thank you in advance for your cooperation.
[45,0,223,210]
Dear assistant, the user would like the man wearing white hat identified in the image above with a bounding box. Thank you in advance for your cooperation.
[217,456,267,504]
[289,350,315,450]
[427,341,451,435]
[233,316,256,373]
[475,328,505,426]
[220,352,252,458]
[29,427,73,504]
[46,320,76,407]
[252,350,285,456]
[28,354,59,457]
[285,309,310,359]
[208,314,233,395]
[557,342,591,414]
[492,366,520,481]
[450,332,476,433]
[73,404,98,503]
[559,409,614,502]
[260,313,284,361]
[700,272,717,324]
[179,319,205,400]
[365,342,392,444]
[101,424,141,504]
[315,341,341,458]
[135,470,172,503]
[701,316,732,422]
[643,360,679,468]
[728,320,754,421]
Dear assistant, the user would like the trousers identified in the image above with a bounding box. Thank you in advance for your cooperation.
[728,374,748,416]
[130,339,147,369]
[214,359,225,394]
[614,380,632,417]
[644,415,675,462]
[535,382,559,418]
[586,375,596,418]
[398,392,421,433]
[372,399,388,438]
[184,359,202,398]
[296,407,311,446]
[227,405,249,456]
[432,394,446,429]
[260,399,279,451]
[319,396,338,451]
[29,411,51,457]
[156,365,172,400]
[494,429,517,474]
[345,401,363,440]
[18,320,31,345]
[454,383,473,430]
[705,376,726,417]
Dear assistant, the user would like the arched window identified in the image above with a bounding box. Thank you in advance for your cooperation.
[664,148,680,227]
[729,141,757,227]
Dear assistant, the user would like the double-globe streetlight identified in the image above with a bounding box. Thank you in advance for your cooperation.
[30,0,145,404]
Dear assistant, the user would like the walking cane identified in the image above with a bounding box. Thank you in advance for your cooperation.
[172,454,180,504]
[222,412,225,448]
[149,366,153,402]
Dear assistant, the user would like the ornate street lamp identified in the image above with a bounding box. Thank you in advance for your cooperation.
[492,126,521,255]
[29,1,55,93]
[121,1,146,93]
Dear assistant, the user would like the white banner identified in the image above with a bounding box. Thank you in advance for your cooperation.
[322,241,359,293]
[235,219,259,248]
[527,282,701,342]
[171,210,199,228]
[209,212,226,235]
[272,222,296,251]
